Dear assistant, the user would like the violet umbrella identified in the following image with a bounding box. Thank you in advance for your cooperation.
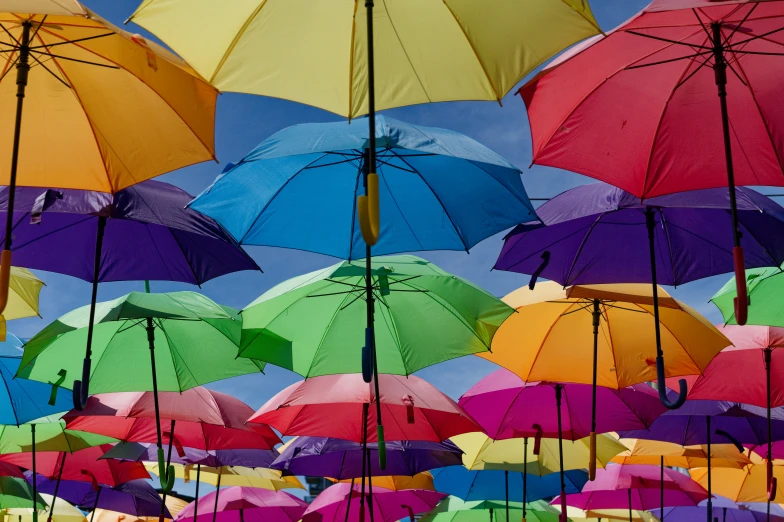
[0,181,259,411]
[302,482,445,522]
[561,464,709,522]
[519,0,784,324]
[175,486,307,522]
[458,369,665,521]
[494,184,784,409]
[653,497,784,522]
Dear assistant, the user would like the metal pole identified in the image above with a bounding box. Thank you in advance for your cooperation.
[359,403,369,522]
[765,347,775,510]
[628,489,632,522]
[366,448,375,522]
[660,455,665,522]
[47,452,66,522]
[193,464,200,522]
[146,316,171,493]
[88,488,101,522]
[556,385,567,522]
[590,299,600,480]
[522,438,528,522]
[31,424,36,522]
[707,416,712,522]
[159,420,175,522]
[344,477,356,522]
[211,469,221,522]
[504,470,509,522]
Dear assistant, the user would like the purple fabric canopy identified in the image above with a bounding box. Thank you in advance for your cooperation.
[652,505,784,522]
[495,184,784,286]
[0,182,259,284]
[101,442,278,468]
[27,473,169,517]
[270,437,463,479]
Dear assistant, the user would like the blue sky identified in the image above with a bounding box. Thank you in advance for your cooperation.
[6,0,745,497]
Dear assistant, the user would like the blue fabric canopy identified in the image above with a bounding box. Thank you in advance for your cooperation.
[0,356,72,425]
[190,116,536,259]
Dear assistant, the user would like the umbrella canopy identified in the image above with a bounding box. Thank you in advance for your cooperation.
[429,466,588,503]
[335,473,435,492]
[238,255,513,377]
[0,182,258,285]
[495,184,784,287]
[175,487,308,522]
[420,497,561,522]
[302,483,443,522]
[62,390,280,450]
[713,267,784,326]
[0,445,149,487]
[1,267,43,321]
[248,373,480,443]
[612,439,751,469]
[458,370,665,441]
[563,465,708,511]
[128,1,599,118]
[0,477,46,509]
[17,292,265,395]
[144,464,303,491]
[30,476,170,518]
[271,436,463,479]
[6,493,86,522]
[452,432,628,475]
[189,116,537,260]
[0,420,114,454]
[652,504,784,522]
[90,494,189,522]
[690,454,784,503]
[0,356,73,426]
[101,443,278,469]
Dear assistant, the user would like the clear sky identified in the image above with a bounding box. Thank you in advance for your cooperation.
[6,0,744,497]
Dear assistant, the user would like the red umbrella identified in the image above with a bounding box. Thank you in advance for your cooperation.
[63,388,281,450]
[247,374,480,443]
[686,325,784,502]
[519,0,784,328]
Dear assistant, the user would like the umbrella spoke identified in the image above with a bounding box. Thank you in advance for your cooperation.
[28,51,70,89]
[625,29,713,51]
[28,32,116,50]
[28,50,119,69]
[625,50,713,70]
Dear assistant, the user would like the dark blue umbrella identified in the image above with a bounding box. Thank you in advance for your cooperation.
[101,442,278,469]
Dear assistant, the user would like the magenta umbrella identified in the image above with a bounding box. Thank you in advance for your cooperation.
[175,486,308,522]
[302,483,445,522]
[561,464,709,522]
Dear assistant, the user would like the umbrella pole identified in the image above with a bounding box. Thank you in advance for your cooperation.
[646,208,686,410]
[660,455,664,522]
[710,21,747,325]
[88,487,101,522]
[522,438,528,522]
[211,468,221,522]
[73,216,106,411]
[0,20,33,316]
[359,403,369,522]
[590,299,600,481]
[146,316,173,493]
[365,448,375,522]
[766,347,776,506]
[707,416,712,522]
[628,489,632,522]
[194,464,200,522]
[159,420,176,522]
[48,452,66,522]
[31,424,36,522]
[504,470,509,522]
[344,477,356,522]
[556,385,567,522]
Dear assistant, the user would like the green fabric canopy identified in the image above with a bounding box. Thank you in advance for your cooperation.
[239,255,514,377]
[420,497,561,522]
[0,477,47,509]
[712,266,784,325]
[0,417,114,454]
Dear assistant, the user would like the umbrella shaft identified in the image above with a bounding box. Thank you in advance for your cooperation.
[31,424,36,522]
[212,470,221,522]
[522,438,527,517]
[591,300,600,434]
[556,385,566,520]
[365,449,375,522]
[707,416,712,522]
[89,488,101,522]
[365,0,376,177]
[194,464,200,522]
[48,453,66,522]
[160,420,176,519]
[146,318,164,448]
[84,216,107,360]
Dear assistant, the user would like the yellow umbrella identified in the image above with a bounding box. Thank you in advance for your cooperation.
[690,452,784,503]
[0,1,217,313]
[88,494,189,522]
[482,282,729,478]
[335,472,435,492]
[4,494,85,522]
[144,463,303,490]
[0,267,44,340]
[613,439,751,469]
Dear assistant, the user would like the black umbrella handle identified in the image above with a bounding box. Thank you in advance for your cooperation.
[72,359,91,410]
[656,358,686,409]
[733,247,748,325]
[714,429,744,454]
[528,252,550,291]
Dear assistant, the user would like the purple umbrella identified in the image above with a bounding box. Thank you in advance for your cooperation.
[0,182,259,410]
[27,473,169,519]
[270,437,463,480]
[652,503,784,522]
[175,486,307,522]
[101,443,278,469]
[494,184,784,406]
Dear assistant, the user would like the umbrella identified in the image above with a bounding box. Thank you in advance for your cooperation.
[0,268,44,340]
[0,476,46,509]
[481,281,726,476]
[566,507,657,522]
[612,438,751,469]
[90,494,190,522]
[0,3,218,315]
[420,497,562,522]
[690,451,784,504]
[18,291,267,492]
[563,465,709,522]
[0,357,72,426]
[6,493,86,522]
[30,476,170,519]
[494,184,784,409]
[652,503,784,522]
[144,464,303,490]
[0,181,259,409]
[334,473,435,492]
[685,325,784,501]
[714,266,784,327]
[271,437,463,479]
[302,482,443,522]
[101,444,278,469]
[175,487,308,522]
[458,369,665,513]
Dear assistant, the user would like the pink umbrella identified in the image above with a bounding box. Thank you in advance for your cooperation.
[562,464,709,522]
[175,486,307,522]
[302,482,445,522]
[459,369,665,521]
[247,374,480,443]
[520,0,784,326]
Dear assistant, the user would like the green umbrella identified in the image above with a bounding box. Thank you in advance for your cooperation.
[0,477,47,510]
[420,497,561,522]
[239,254,513,377]
[712,265,784,326]
[16,291,265,493]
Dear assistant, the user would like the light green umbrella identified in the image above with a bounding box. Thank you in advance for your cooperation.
[712,266,784,325]
[420,497,561,522]
[0,477,46,510]
[16,291,265,493]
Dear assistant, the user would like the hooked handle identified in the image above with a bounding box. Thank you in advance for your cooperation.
[0,250,11,315]
[715,429,744,454]
[656,356,686,409]
[528,251,550,291]
[157,447,175,493]
[358,173,380,246]
[589,431,597,481]
[733,247,748,325]
[769,460,777,502]
[377,424,386,470]
[72,358,91,411]
[362,328,374,384]
[48,370,67,406]
[402,505,414,522]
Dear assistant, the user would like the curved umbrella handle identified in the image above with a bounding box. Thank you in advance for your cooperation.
[358,173,380,246]
[0,250,11,315]
[528,252,550,291]
[377,424,386,469]
[656,357,686,410]
[733,246,748,326]
[72,358,91,411]
[157,447,175,493]
[769,460,777,502]
[715,429,744,454]
[589,431,596,481]
[362,329,373,384]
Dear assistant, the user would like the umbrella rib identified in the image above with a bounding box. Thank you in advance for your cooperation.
[563,213,606,285]
[656,208,680,287]
[380,1,432,104]
[375,162,427,251]
[625,30,712,50]
[372,296,408,374]
[305,288,357,379]
[207,0,271,84]
[29,50,119,69]
[28,51,71,88]
[28,32,115,50]
[625,50,712,70]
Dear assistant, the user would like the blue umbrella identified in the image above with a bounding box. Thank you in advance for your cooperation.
[429,466,587,503]
[0,355,71,425]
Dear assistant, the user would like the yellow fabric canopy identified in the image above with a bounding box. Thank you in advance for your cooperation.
[690,453,784,503]
[0,267,45,341]
[451,432,627,476]
[613,439,751,469]
[0,1,217,192]
[335,472,435,492]
[481,282,729,389]
[144,463,303,491]
[128,0,600,118]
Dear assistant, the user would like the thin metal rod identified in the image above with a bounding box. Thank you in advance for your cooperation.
[146,317,165,468]
[31,424,37,522]
[504,470,509,522]
[48,452,66,522]
[707,416,712,522]
[628,489,633,522]
[766,347,773,521]
[590,298,600,478]
[194,464,200,522]
[159,420,175,522]
[366,448,375,522]
[522,438,528,520]
[344,477,356,522]
[88,487,101,522]
[359,403,369,522]
[556,385,566,522]
[660,455,665,522]
[211,469,221,522]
